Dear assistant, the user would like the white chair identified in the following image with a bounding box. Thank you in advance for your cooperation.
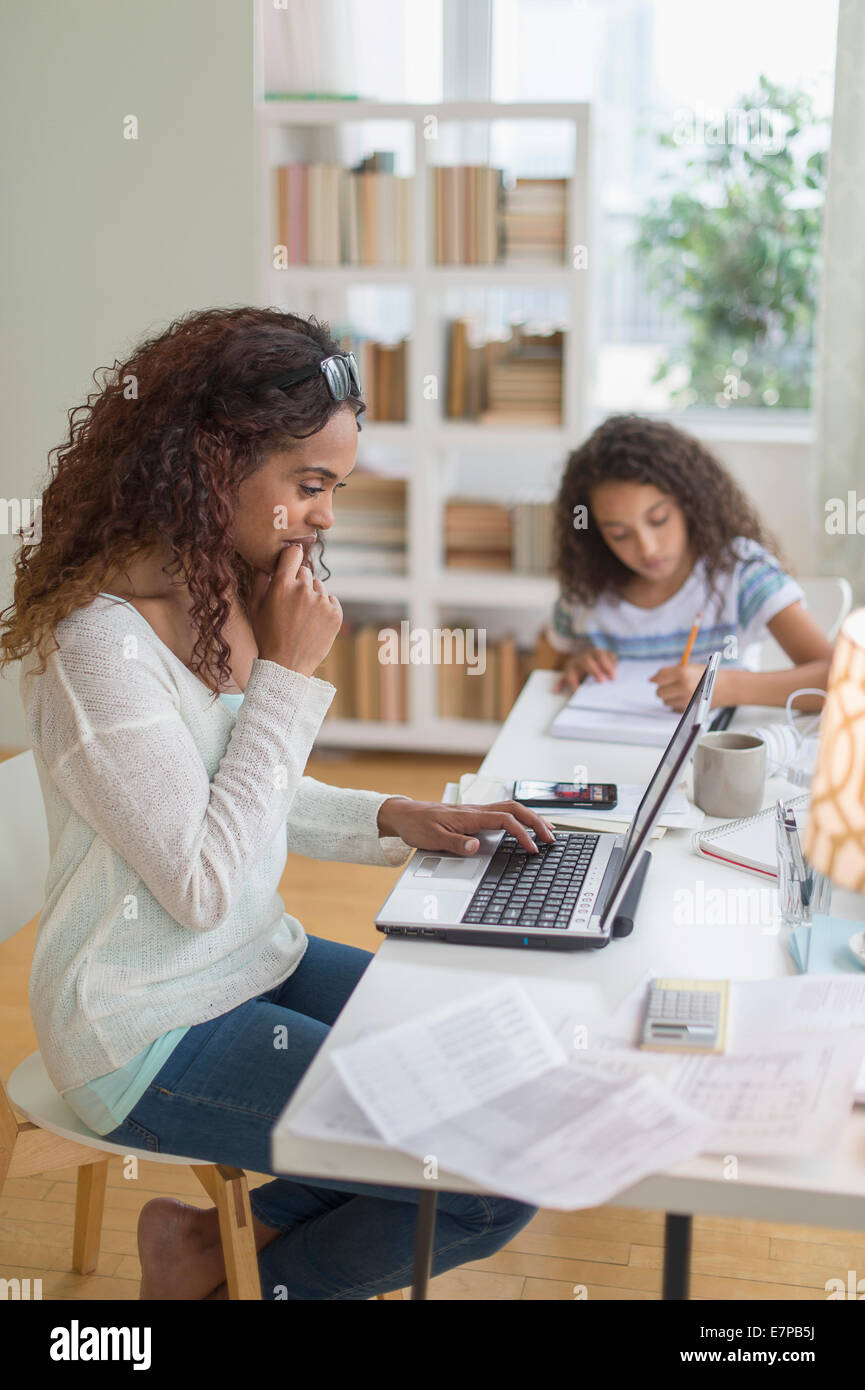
[753,576,853,672]
[1,749,405,1300]
[0,751,288,1298]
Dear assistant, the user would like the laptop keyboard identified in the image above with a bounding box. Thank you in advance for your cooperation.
[461,831,600,929]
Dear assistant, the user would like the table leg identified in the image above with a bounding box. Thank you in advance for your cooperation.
[410,1190,438,1300]
[662,1213,692,1299]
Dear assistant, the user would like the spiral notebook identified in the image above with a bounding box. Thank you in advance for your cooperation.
[691,794,810,879]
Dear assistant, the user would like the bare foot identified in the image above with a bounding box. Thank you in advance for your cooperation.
[138,1198,226,1300]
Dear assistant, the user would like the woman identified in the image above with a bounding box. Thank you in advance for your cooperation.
[0,306,552,1300]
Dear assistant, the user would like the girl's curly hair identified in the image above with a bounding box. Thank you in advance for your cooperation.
[554,413,783,608]
[0,306,365,693]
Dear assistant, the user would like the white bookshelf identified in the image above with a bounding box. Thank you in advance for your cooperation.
[256,99,594,753]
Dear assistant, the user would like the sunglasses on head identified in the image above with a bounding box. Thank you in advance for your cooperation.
[256,351,362,403]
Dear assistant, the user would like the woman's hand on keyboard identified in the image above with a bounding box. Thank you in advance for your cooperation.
[376,798,557,855]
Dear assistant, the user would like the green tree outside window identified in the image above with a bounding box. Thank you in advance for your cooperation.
[634,76,829,410]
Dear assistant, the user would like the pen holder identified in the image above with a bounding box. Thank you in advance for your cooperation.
[775,820,833,929]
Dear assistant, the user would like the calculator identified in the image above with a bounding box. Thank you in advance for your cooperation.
[640,978,729,1054]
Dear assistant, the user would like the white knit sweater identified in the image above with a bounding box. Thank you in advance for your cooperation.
[20,594,414,1092]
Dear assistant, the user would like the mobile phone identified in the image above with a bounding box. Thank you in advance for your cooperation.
[513,780,618,810]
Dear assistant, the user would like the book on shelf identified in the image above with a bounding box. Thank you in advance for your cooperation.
[446,319,468,416]
[445,318,563,425]
[354,625,379,720]
[264,93,363,101]
[512,498,556,574]
[315,622,356,719]
[275,164,308,263]
[433,165,504,264]
[337,333,408,420]
[437,630,550,722]
[306,163,343,265]
[445,499,512,571]
[432,168,568,265]
[318,617,408,723]
[274,154,412,266]
[444,498,555,575]
[321,469,407,577]
[501,177,568,264]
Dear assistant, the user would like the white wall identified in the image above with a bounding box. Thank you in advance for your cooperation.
[700,434,818,579]
[0,0,256,745]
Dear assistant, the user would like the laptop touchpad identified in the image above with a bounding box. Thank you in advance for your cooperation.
[413,856,481,880]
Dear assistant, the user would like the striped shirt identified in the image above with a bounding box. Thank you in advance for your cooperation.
[546,538,803,669]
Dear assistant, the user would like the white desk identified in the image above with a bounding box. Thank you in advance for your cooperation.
[272,671,865,1298]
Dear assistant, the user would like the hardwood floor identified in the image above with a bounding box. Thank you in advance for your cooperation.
[0,747,857,1300]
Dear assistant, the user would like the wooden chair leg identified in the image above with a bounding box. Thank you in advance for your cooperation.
[378,1289,405,1299]
[0,1088,17,1203]
[73,1159,108,1275]
[192,1164,261,1300]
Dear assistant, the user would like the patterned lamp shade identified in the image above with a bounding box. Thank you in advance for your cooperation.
[803,608,865,894]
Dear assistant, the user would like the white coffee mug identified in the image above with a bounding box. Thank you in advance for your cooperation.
[693,732,767,818]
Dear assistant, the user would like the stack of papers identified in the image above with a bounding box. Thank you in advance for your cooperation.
[287,971,865,1210]
[289,984,709,1210]
[550,660,682,747]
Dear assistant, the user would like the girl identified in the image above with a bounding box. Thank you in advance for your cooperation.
[0,306,550,1300]
[547,415,832,712]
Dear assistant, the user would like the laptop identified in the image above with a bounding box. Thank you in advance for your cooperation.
[375,651,721,951]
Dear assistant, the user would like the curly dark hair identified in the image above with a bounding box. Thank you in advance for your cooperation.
[554,413,783,608]
[0,305,365,694]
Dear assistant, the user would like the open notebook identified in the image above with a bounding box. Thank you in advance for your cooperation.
[550,659,682,747]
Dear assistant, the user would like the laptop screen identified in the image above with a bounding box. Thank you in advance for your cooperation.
[600,651,721,926]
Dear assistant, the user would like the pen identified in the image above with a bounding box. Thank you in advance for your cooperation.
[778,800,801,872]
[709,706,736,731]
[787,809,813,908]
[680,612,703,667]
[785,805,809,883]
[778,799,813,916]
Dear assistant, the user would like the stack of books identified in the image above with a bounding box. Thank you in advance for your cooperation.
[445,500,512,570]
[323,470,407,576]
[338,333,407,421]
[446,319,564,425]
[444,498,555,574]
[438,631,549,721]
[432,169,571,264]
[501,178,568,263]
[318,619,408,722]
[433,166,505,263]
[274,152,412,266]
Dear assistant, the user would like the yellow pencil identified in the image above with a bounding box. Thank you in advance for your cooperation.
[680,613,702,667]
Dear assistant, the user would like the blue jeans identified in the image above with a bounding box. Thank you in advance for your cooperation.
[102,933,537,1299]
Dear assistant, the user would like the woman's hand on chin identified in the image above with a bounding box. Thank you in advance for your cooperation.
[376,798,556,857]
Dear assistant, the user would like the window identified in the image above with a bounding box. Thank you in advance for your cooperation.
[260,0,839,423]
[492,0,839,421]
